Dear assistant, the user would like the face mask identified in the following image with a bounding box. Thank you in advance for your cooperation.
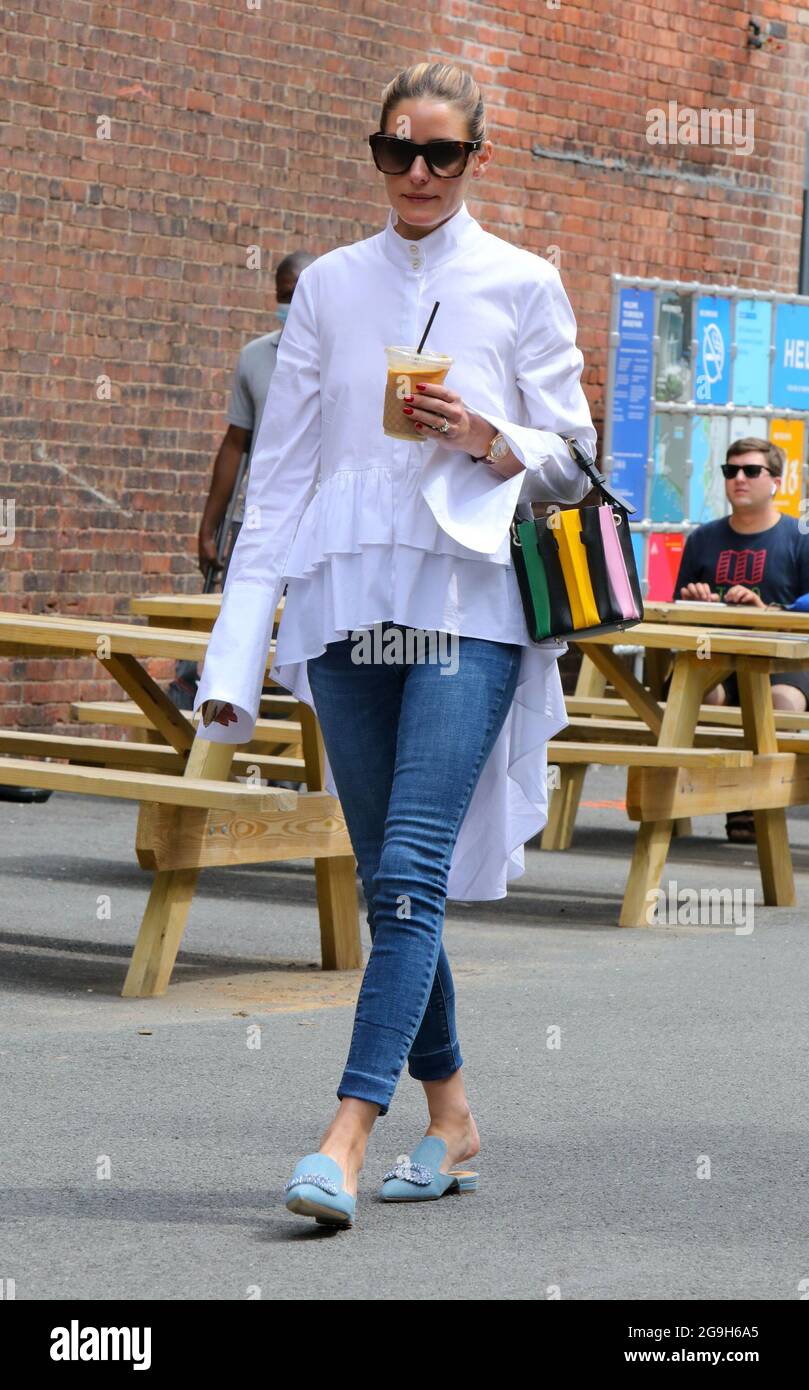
[276,304,290,325]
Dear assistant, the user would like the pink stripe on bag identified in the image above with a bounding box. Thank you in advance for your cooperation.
[598,507,638,620]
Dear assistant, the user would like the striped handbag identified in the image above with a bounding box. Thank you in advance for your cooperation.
[510,439,644,643]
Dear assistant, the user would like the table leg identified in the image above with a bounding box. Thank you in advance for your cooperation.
[737,664,796,906]
[122,735,235,997]
[619,654,707,927]
[298,704,362,970]
[645,646,670,700]
[542,654,607,850]
[670,660,733,841]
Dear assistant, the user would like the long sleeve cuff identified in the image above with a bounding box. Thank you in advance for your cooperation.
[416,410,598,558]
[466,403,597,506]
[192,578,279,744]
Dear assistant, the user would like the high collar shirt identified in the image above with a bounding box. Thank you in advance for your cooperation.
[194,199,598,900]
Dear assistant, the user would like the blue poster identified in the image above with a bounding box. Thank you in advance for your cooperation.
[733,299,771,407]
[772,303,809,408]
[610,288,654,512]
[631,531,646,597]
[689,415,729,523]
[695,297,731,405]
[730,414,767,443]
[651,415,688,522]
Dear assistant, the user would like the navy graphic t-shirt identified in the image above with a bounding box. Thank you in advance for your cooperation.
[673,515,809,607]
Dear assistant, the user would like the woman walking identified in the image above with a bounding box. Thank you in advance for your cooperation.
[196,60,597,1227]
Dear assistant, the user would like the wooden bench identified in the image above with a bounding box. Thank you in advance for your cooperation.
[0,753,298,813]
[70,698,301,730]
[565,695,809,732]
[553,719,809,755]
[546,741,753,769]
[70,700,304,759]
[0,730,306,778]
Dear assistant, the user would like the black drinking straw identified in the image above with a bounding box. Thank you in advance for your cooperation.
[416,301,440,354]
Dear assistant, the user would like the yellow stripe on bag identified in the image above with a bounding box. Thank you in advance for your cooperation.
[557,510,600,629]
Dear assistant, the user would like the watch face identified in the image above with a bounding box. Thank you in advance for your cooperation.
[490,433,509,460]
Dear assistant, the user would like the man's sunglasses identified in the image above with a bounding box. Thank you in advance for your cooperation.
[721,463,777,479]
[368,132,482,178]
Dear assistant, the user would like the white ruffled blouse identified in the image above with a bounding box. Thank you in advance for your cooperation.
[194,198,598,900]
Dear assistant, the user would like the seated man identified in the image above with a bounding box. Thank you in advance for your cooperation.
[672,435,809,840]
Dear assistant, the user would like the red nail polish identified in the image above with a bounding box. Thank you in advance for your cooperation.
[416,384,426,391]
[402,406,413,414]
[403,395,413,403]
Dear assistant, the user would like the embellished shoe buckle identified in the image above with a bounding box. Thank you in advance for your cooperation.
[284,1172,339,1195]
[382,1155,433,1185]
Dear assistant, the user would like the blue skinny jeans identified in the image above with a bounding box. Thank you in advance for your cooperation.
[306,623,522,1117]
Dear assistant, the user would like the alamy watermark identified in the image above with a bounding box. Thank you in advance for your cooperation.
[646,100,754,156]
[646,879,754,933]
[349,623,459,675]
[50,1321,151,1369]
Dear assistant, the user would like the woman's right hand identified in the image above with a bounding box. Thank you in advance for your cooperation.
[200,699,238,728]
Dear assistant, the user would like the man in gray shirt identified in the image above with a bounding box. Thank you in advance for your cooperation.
[169,250,315,708]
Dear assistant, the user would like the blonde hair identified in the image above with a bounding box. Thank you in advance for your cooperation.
[379,61,486,144]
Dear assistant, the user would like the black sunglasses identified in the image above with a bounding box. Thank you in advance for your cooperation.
[721,463,776,479]
[368,132,482,178]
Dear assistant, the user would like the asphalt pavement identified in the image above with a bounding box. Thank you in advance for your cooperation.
[1,772,807,1301]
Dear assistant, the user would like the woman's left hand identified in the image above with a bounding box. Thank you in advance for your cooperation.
[404,382,524,479]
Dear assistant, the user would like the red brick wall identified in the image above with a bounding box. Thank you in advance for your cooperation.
[2,1,807,729]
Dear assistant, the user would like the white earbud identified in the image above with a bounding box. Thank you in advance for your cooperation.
[771,482,778,496]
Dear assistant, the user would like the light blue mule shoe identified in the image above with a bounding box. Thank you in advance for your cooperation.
[284,1152,356,1227]
[380,1136,479,1202]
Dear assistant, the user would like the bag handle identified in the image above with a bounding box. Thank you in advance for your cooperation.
[563,438,637,514]
[513,438,636,526]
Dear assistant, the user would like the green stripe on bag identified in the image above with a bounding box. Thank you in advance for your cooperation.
[517,520,552,639]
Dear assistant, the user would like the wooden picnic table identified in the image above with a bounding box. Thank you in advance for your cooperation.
[546,621,809,926]
[643,599,809,632]
[639,602,809,696]
[129,591,262,631]
[0,609,359,996]
[134,594,809,634]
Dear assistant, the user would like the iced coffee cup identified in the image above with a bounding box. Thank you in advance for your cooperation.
[383,346,454,442]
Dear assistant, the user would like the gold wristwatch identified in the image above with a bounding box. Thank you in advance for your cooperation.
[472,430,510,464]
